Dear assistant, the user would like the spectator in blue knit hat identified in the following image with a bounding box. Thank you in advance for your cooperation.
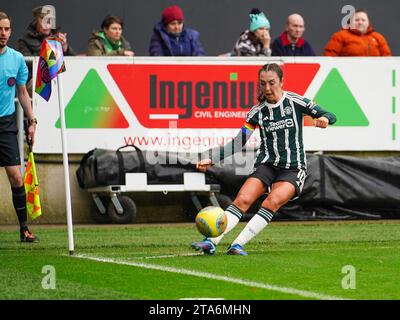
[231,8,272,56]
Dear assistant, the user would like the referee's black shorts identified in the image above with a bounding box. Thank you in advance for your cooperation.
[250,163,307,200]
[0,132,21,167]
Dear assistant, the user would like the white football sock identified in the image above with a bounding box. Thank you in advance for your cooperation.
[210,204,243,245]
[232,207,274,247]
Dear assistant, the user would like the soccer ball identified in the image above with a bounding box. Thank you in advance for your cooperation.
[195,206,227,238]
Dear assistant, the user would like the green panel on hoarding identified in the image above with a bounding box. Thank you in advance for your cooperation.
[313,68,369,126]
[55,69,129,128]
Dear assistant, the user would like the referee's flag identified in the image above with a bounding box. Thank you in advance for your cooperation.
[24,151,42,220]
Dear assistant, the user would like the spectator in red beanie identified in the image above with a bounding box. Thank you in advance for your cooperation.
[149,5,205,56]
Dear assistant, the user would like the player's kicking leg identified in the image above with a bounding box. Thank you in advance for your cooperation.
[191,178,265,255]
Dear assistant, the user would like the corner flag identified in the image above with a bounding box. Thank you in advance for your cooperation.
[33,35,74,254]
[24,150,42,220]
[35,36,66,101]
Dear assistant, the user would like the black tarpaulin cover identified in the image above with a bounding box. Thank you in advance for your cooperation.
[77,147,400,219]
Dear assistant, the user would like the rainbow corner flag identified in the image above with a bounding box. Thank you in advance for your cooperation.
[24,151,42,220]
[35,36,66,101]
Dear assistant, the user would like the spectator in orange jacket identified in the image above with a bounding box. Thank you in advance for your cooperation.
[324,9,391,56]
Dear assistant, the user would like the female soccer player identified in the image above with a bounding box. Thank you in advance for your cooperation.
[192,63,336,255]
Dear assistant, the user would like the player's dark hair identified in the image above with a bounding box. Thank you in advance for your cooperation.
[101,15,124,30]
[259,63,283,81]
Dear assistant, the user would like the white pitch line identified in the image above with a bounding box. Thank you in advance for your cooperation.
[136,253,202,259]
[73,254,348,300]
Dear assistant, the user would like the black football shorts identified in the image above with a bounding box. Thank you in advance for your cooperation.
[250,163,307,200]
[0,132,21,167]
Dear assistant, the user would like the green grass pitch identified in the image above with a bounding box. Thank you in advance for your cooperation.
[0,220,399,300]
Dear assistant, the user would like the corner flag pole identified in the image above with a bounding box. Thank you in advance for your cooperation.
[56,73,74,256]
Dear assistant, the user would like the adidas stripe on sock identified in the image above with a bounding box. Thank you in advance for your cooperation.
[233,207,274,247]
[257,207,274,223]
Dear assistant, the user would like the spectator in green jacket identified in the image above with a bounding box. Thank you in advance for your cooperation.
[87,15,134,56]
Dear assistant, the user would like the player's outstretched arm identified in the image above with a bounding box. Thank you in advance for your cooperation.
[199,122,256,168]
[300,97,337,126]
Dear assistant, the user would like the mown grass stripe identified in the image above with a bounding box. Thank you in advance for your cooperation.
[74,254,348,300]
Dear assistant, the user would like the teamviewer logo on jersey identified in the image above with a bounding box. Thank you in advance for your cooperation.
[266,119,294,132]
